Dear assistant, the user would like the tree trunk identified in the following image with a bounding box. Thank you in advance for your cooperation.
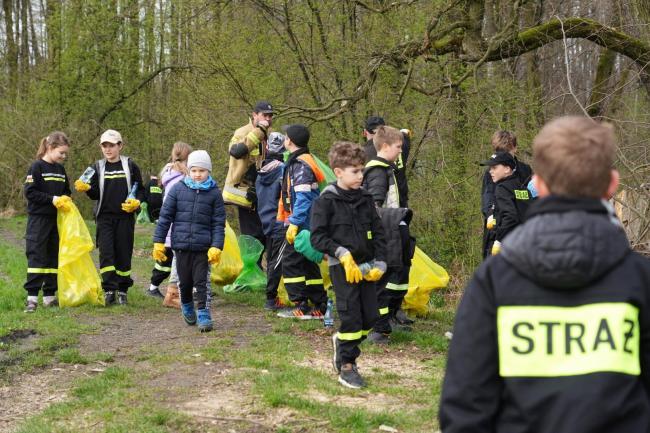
[3,0,18,99]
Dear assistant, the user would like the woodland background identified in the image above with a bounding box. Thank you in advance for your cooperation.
[2,0,650,274]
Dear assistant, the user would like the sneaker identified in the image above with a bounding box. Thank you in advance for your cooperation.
[394,309,415,325]
[264,298,283,311]
[146,287,164,299]
[181,302,197,325]
[24,300,38,313]
[104,291,116,306]
[43,297,59,308]
[197,308,213,332]
[277,306,312,320]
[331,333,341,373]
[338,363,366,389]
[117,292,128,305]
[389,316,412,332]
[367,331,390,345]
[310,308,325,320]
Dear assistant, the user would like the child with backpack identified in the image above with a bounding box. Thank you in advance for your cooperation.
[23,132,72,312]
[75,129,144,305]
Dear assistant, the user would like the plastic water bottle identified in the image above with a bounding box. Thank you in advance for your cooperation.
[324,298,334,328]
[127,181,139,200]
[78,166,95,184]
[358,261,373,277]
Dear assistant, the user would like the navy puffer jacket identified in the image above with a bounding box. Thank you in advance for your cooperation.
[153,180,226,252]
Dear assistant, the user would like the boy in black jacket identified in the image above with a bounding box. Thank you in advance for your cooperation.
[311,141,387,389]
[480,151,530,256]
[440,116,650,433]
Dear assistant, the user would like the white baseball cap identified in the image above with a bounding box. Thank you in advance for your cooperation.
[100,129,123,145]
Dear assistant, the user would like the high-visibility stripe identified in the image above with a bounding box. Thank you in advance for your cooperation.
[105,174,127,179]
[361,329,371,336]
[100,265,116,274]
[150,186,163,194]
[246,131,260,145]
[27,267,57,274]
[154,263,171,272]
[306,279,323,286]
[379,307,389,315]
[284,276,305,284]
[514,189,530,200]
[365,160,389,168]
[338,330,363,341]
[115,269,131,277]
[43,177,66,182]
[294,184,313,192]
[498,303,640,378]
[223,188,252,207]
[386,282,408,291]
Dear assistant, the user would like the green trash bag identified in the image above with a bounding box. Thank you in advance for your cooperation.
[294,230,323,263]
[136,202,152,224]
[223,235,266,293]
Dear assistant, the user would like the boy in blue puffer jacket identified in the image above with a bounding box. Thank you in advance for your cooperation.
[152,150,226,332]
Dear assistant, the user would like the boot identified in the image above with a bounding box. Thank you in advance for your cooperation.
[197,308,213,332]
[163,284,181,309]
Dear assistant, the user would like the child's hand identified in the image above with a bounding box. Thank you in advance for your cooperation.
[207,247,222,265]
[486,215,496,230]
[339,252,362,284]
[74,179,91,192]
[121,198,140,213]
[364,267,384,282]
[285,224,299,244]
[152,243,167,262]
[53,195,72,212]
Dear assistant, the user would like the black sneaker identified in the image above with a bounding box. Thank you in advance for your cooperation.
[394,309,415,325]
[24,300,38,313]
[146,287,164,299]
[117,292,128,305]
[331,333,341,373]
[389,316,412,332]
[104,291,116,306]
[338,363,366,389]
[367,331,390,345]
[264,298,283,311]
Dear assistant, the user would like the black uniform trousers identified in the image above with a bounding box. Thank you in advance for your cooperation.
[373,266,401,334]
[265,234,285,301]
[282,243,327,309]
[24,215,59,297]
[174,250,209,309]
[96,215,135,293]
[150,247,173,286]
[330,264,378,364]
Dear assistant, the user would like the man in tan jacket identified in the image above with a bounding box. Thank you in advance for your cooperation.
[223,100,274,243]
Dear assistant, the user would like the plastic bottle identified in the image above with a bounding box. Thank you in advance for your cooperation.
[78,166,96,184]
[324,298,334,328]
[127,181,139,200]
[358,262,373,276]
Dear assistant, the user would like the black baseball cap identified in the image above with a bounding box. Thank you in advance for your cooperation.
[282,124,310,148]
[480,151,516,169]
[254,100,275,114]
[364,116,385,133]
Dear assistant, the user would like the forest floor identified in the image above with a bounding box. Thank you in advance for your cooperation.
[0,216,455,433]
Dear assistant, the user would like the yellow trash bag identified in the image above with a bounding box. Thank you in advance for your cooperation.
[57,203,104,307]
[211,222,243,286]
[402,247,449,316]
[277,259,331,306]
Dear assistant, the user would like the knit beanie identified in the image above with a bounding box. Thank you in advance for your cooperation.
[187,150,212,172]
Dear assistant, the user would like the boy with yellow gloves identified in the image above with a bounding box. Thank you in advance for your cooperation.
[311,141,387,389]
[152,150,226,332]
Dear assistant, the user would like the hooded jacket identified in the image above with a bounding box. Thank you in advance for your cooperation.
[255,157,285,238]
[440,196,650,433]
[310,183,387,265]
[160,165,185,247]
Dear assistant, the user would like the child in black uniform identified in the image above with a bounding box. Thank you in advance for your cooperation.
[23,132,73,312]
[311,141,387,389]
[75,129,144,305]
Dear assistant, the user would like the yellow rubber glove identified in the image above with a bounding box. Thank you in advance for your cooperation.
[286,224,299,244]
[74,179,91,192]
[152,243,167,262]
[53,195,72,212]
[340,252,362,284]
[364,267,384,282]
[486,215,496,230]
[207,247,222,265]
[400,128,412,138]
[491,240,502,256]
[121,198,140,213]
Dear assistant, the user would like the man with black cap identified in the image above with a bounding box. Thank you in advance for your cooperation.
[223,100,275,245]
[276,124,328,319]
[480,151,531,257]
[363,116,411,208]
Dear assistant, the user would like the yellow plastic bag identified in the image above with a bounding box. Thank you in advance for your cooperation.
[57,203,104,307]
[402,247,449,316]
[211,222,243,286]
